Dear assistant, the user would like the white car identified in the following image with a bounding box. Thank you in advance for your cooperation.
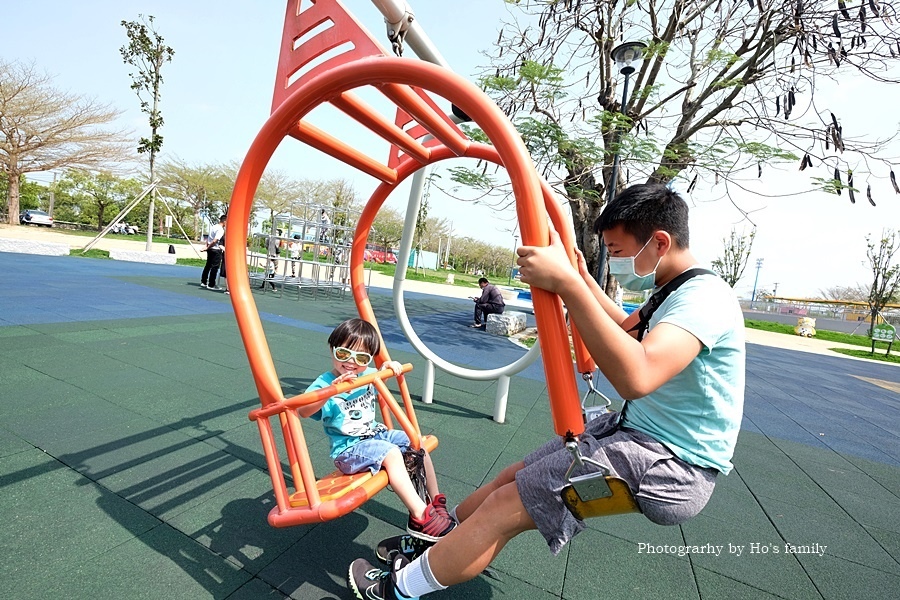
[19,209,53,227]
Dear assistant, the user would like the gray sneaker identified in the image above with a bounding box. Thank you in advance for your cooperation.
[375,534,433,564]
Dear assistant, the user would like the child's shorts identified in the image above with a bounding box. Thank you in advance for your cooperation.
[515,412,718,555]
[334,429,412,476]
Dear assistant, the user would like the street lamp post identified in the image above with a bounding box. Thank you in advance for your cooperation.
[597,41,648,281]
[508,234,519,286]
[751,258,764,309]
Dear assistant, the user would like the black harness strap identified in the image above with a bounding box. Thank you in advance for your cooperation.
[626,268,716,342]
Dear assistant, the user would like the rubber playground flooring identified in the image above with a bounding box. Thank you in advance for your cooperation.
[1,251,898,599]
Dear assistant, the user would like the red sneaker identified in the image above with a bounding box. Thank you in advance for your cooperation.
[430,493,453,523]
[406,505,455,542]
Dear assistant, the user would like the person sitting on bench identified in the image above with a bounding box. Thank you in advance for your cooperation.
[469,277,505,329]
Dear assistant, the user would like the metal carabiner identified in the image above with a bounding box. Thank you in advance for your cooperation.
[580,371,612,423]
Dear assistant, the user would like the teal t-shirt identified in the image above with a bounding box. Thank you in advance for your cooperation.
[305,368,387,458]
[622,272,745,474]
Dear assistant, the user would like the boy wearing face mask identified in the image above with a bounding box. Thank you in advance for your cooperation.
[347,183,745,600]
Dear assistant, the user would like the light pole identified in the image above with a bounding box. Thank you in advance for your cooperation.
[597,41,648,281]
[508,234,519,286]
[751,258,764,309]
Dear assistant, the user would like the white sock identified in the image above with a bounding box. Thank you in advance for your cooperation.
[395,548,447,598]
[449,504,460,524]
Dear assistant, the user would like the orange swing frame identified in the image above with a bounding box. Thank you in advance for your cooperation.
[227,0,607,528]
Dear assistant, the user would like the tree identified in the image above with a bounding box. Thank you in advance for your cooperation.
[817,284,868,302]
[464,1,900,287]
[370,205,405,255]
[864,230,900,335]
[413,184,430,275]
[120,14,175,250]
[158,158,234,239]
[0,59,129,224]
[56,170,142,229]
[320,178,363,231]
[711,228,756,287]
[256,169,300,234]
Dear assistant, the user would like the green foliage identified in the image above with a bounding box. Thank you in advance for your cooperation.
[71,248,111,259]
[479,75,519,93]
[705,47,740,68]
[811,176,853,195]
[831,348,900,363]
[176,258,206,267]
[519,60,564,87]
[644,39,670,60]
[744,319,893,349]
[711,228,756,287]
[712,78,745,90]
[460,124,491,145]
[0,173,46,211]
[56,170,142,228]
[447,166,495,190]
[120,15,174,158]
[616,132,662,165]
[731,141,799,162]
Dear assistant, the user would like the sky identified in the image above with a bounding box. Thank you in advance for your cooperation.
[3,0,900,299]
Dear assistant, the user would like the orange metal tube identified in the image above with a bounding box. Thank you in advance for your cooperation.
[349,143,584,439]
[372,377,421,450]
[379,83,470,157]
[278,412,304,491]
[331,92,431,164]
[539,178,596,376]
[257,419,291,513]
[249,364,413,421]
[231,57,585,504]
[290,121,399,184]
[284,409,321,508]
[395,374,421,435]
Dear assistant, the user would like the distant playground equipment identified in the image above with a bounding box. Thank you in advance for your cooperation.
[248,202,362,300]
[226,0,637,527]
[794,316,817,337]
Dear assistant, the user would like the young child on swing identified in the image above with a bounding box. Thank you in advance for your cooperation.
[300,318,456,542]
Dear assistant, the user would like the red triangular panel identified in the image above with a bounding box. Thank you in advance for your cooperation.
[387,87,468,169]
[272,0,389,114]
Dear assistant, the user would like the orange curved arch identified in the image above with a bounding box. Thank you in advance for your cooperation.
[227,56,589,527]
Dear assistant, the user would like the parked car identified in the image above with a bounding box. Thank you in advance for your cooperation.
[19,209,53,227]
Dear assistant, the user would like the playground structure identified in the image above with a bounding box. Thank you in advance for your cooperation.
[247,201,362,299]
[226,0,636,527]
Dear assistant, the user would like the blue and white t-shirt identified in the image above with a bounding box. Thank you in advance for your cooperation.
[305,369,387,458]
[622,272,745,474]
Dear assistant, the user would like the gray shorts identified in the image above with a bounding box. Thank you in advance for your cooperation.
[515,412,717,555]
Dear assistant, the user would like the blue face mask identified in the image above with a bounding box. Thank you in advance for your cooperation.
[607,237,661,291]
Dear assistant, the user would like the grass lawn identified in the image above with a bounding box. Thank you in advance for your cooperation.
[744,318,899,363]
[53,228,194,245]
[368,262,528,290]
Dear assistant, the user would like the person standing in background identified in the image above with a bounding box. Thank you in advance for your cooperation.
[201,214,226,290]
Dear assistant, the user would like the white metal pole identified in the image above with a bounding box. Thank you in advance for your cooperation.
[423,360,435,404]
[494,375,510,424]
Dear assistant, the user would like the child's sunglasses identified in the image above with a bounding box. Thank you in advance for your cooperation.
[332,346,373,367]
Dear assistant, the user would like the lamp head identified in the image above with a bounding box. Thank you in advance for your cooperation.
[611,41,648,75]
